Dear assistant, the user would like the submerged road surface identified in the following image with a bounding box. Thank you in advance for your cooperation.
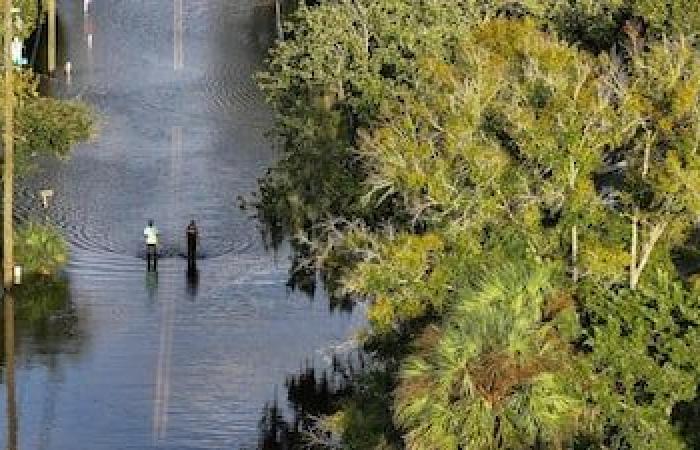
[2,1,364,449]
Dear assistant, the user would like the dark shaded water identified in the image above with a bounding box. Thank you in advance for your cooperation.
[2,1,364,448]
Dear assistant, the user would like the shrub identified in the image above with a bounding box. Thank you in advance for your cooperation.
[14,222,68,277]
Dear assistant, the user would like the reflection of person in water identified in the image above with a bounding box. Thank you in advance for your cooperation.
[186,266,199,299]
[186,220,198,272]
[146,270,158,303]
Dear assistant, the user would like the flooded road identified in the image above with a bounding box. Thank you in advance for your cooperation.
[2,1,364,448]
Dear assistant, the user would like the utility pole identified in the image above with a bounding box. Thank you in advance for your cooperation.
[3,0,14,289]
[47,0,56,73]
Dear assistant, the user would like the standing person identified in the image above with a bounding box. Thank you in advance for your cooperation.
[144,220,159,271]
[186,220,198,272]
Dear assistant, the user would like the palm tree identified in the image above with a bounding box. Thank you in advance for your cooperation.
[394,263,584,449]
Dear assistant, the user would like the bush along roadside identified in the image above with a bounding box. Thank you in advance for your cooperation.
[13,222,67,277]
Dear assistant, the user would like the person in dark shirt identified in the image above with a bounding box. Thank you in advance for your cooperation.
[186,220,198,272]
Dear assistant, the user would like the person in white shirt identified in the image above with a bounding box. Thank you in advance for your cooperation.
[144,220,159,271]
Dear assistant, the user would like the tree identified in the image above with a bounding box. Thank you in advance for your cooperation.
[606,36,700,289]
[394,263,583,449]
[255,0,519,239]
[547,0,700,53]
[578,271,700,448]
[257,1,700,448]
[356,19,628,285]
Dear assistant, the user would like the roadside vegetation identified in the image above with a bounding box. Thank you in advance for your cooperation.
[0,6,94,278]
[257,0,700,448]
[14,221,67,276]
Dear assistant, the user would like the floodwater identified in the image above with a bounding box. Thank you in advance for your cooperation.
[2,1,364,449]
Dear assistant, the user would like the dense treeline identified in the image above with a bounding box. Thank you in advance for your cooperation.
[257,1,700,448]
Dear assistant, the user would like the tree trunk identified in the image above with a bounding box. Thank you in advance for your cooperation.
[630,221,666,290]
[630,131,661,289]
[569,157,579,282]
[572,225,578,283]
[642,130,654,179]
[630,211,638,288]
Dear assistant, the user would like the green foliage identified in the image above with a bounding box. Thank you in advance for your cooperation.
[547,0,700,52]
[0,70,95,174]
[16,97,93,158]
[672,388,700,449]
[616,37,700,218]
[255,0,516,237]
[395,263,583,449]
[324,370,399,450]
[0,0,43,40]
[0,1,95,172]
[578,272,700,449]
[342,232,448,332]
[14,222,67,276]
[257,1,700,448]
[360,19,597,212]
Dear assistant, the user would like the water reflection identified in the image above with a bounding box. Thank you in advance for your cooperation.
[1,278,84,361]
[274,239,356,313]
[4,293,18,450]
[153,285,176,444]
[1,279,84,449]
[185,268,199,299]
[257,352,365,449]
[145,271,159,303]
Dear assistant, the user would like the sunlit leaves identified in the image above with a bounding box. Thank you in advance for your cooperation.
[343,232,447,332]
[395,263,583,450]
[0,66,93,173]
[14,222,67,276]
[16,97,93,158]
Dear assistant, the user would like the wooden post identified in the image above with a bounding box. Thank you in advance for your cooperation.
[3,0,15,289]
[47,0,56,73]
[275,0,282,40]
